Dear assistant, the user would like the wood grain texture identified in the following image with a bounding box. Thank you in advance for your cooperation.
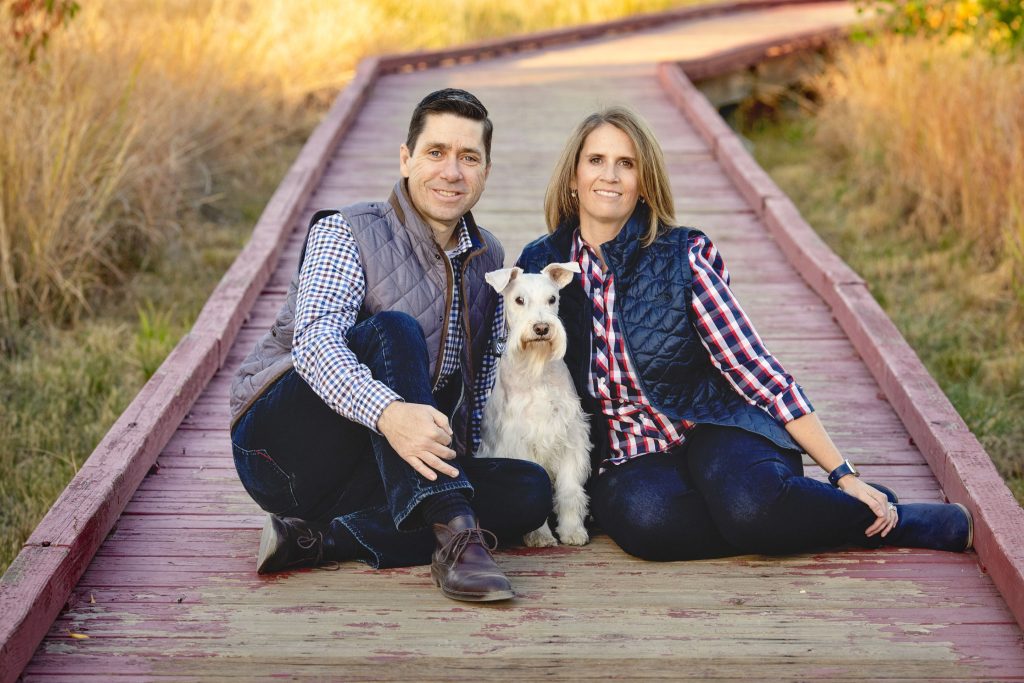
[10,2,1024,681]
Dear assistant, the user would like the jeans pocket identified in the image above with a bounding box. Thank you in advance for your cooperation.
[232,443,299,515]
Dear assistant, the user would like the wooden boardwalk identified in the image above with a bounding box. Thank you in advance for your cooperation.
[6,2,1024,680]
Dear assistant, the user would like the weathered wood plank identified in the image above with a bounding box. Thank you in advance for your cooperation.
[21,657,1017,682]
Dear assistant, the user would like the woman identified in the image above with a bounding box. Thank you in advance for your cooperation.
[515,106,972,560]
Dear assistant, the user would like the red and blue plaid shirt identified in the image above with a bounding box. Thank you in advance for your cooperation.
[572,230,813,469]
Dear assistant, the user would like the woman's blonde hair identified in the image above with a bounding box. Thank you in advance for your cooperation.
[544,106,676,246]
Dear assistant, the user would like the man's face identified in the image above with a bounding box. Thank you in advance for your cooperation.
[400,113,490,237]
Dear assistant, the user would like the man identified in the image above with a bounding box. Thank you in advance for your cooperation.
[229,89,551,602]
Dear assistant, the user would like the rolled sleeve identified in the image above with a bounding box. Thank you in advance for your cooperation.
[292,213,403,432]
[768,382,814,424]
[689,233,814,425]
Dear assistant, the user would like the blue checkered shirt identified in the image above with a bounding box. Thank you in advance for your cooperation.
[292,213,502,453]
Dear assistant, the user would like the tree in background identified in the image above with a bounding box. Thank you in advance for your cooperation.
[861,0,1024,50]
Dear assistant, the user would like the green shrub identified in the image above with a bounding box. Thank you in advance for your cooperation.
[860,0,1024,50]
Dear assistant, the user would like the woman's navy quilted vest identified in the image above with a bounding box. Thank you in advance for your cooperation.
[516,205,800,466]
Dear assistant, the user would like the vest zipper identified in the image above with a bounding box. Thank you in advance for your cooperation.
[603,254,664,415]
[458,245,483,392]
[454,242,488,450]
[431,245,455,390]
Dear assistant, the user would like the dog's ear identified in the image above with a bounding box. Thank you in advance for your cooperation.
[542,262,581,289]
[484,267,522,294]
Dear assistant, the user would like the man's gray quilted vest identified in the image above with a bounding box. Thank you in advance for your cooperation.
[516,204,800,466]
[230,180,503,454]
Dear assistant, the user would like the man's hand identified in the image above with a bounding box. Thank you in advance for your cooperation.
[377,401,458,481]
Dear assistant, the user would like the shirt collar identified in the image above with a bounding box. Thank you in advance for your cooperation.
[445,217,473,258]
[571,228,591,260]
[571,228,604,273]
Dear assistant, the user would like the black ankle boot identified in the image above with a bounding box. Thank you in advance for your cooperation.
[256,514,333,574]
[885,502,973,552]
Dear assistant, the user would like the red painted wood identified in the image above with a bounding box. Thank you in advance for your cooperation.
[658,62,736,154]
[0,334,218,683]
[763,196,866,301]
[716,135,786,214]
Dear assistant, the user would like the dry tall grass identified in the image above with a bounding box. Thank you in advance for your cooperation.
[813,35,1024,291]
[0,0,697,340]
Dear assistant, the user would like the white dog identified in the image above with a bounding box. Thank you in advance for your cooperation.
[477,262,591,547]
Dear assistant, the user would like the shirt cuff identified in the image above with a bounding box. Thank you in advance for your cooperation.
[768,383,814,424]
[352,381,404,433]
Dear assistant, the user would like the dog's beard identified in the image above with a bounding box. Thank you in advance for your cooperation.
[509,333,566,379]
[516,335,565,358]
[519,337,552,351]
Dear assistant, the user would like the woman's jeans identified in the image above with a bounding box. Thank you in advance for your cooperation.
[230,311,552,569]
[590,424,967,561]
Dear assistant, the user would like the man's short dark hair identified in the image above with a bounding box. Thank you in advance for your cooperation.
[406,89,493,164]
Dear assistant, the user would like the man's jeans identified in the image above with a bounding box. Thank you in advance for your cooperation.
[590,424,954,560]
[231,311,552,568]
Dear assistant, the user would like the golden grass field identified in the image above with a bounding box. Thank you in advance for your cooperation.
[816,35,1024,276]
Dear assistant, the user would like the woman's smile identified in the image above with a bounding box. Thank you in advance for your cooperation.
[573,123,640,234]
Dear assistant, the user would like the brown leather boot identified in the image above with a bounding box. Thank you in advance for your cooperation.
[430,515,514,602]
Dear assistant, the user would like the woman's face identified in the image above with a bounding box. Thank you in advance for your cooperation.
[572,123,640,233]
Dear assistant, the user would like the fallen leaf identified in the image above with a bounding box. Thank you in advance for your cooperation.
[68,632,89,640]
[89,594,95,604]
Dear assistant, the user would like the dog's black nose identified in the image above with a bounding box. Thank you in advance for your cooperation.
[533,323,549,337]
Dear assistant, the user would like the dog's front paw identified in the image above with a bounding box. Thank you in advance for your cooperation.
[524,529,559,547]
[557,526,589,546]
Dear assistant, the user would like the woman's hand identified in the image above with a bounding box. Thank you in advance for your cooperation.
[784,413,899,537]
[839,476,898,537]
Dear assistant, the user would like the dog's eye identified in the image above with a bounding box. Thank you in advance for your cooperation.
[514,296,524,305]
[548,296,556,305]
